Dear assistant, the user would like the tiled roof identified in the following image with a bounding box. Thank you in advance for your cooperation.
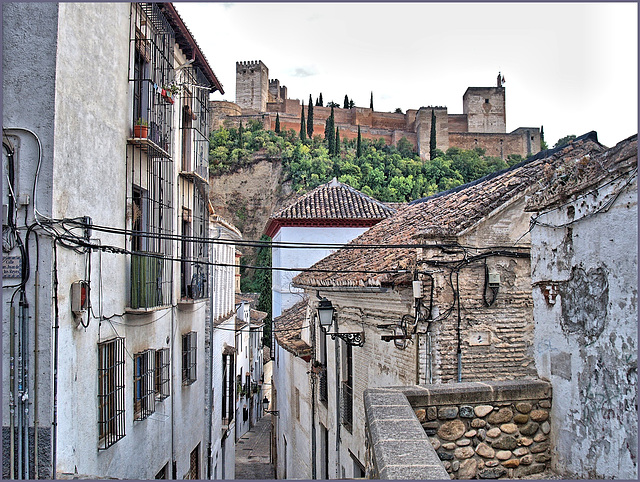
[273,297,312,357]
[293,132,606,289]
[251,309,268,324]
[236,293,260,309]
[270,178,396,221]
[526,134,637,211]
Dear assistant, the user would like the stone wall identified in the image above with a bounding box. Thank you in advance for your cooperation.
[363,380,552,479]
[412,380,552,479]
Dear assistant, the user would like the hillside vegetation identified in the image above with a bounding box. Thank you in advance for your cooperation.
[209,120,525,203]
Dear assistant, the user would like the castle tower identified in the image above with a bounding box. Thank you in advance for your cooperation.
[236,60,269,113]
[463,86,506,133]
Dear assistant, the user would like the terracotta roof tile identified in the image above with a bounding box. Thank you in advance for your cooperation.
[526,134,637,211]
[270,177,396,221]
[273,297,312,357]
[293,132,606,289]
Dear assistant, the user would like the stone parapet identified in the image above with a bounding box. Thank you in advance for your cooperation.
[364,380,552,479]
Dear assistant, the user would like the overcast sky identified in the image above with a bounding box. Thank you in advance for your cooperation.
[175,2,637,148]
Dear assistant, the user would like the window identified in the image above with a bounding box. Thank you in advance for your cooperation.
[182,331,197,385]
[341,344,353,432]
[222,353,235,424]
[98,338,125,449]
[155,348,170,400]
[319,333,328,403]
[134,349,155,421]
[185,444,200,479]
[155,462,169,479]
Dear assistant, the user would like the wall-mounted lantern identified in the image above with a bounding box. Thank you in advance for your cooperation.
[316,297,364,347]
[262,396,279,416]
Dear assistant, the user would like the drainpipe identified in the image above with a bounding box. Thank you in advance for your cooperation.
[456,272,462,382]
[310,316,317,480]
[21,291,31,479]
[10,303,16,479]
[334,336,340,478]
[34,249,39,479]
[52,239,60,479]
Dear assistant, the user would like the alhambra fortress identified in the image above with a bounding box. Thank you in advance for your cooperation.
[210,60,541,160]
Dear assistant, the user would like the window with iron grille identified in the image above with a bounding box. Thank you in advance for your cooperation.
[134,349,156,420]
[98,338,126,449]
[222,353,234,424]
[155,348,170,400]
[182,331,197,385]
[341,343,353,432]
[318,333,328,403]
[185,443,200,479]
[127,3,175,310]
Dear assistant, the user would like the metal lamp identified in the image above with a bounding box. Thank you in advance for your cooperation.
[316,297,335,329]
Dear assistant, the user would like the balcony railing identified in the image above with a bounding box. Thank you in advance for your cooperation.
[131,253,170,309]
[319,370,328,403]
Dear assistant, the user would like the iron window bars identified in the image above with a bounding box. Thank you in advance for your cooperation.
[341,380,353,432]
[178,65,210,302]
[134,349,156,421]
[155,348,170,400]
[127,3,175,309]
[182,331,197,385]
[98,338,126,449]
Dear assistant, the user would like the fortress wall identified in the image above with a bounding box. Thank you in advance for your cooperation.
[463,87,506,133]
[448,114,468,133]
[450,130,539,159]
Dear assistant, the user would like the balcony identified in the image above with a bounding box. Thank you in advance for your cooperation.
[130,253,171,310]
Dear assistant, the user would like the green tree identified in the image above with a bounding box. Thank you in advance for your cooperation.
[343,95,349,109]
[307,95,314,139]
[349,99,355,109]
[554,134,576,149]
[335,126,340,155]
[275,113,280,134]
[356,125,362,158]
[300,103,306,141]
[325,106,335,155]
[540,125,548,150]
[318,93,324,107]
[430,109,437,160]
[327,101,339,108]
[238,121,244,148]
[370,92,374,110]
[395,107,403,114]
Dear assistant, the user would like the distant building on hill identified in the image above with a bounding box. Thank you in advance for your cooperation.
[210,60,541,160]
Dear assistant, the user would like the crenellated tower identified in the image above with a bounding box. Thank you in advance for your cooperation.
[236,60,269,113]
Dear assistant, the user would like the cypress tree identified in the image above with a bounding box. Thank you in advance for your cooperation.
[319,93,323,107]
[429,109,437,160]
[326,106,335,155]
[335,126,340,155]
[349,99,355,109]
[370,92,373,110]
[356,125,362,158]
[300,103,306,141]
[275,113,280,133]
[343,95,349,109]
[307,95,314,139]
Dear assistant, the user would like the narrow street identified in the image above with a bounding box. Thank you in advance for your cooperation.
[235,414,275,479]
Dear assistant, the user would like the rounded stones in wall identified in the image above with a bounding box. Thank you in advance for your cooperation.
[471,418,487,428]
[465,429,477,438]
[496,450,512,460]
[487,427,502,438]
[541,421,551,434]
[530,409,549,422]
[518,436,534,447]
[437,419,466,441]
[502,458,520,468]
[513,413,529,424]
[515,402,533,413]
[487,407,513,424]
[474,405,494,417]
[475,442,495,458]
[500,423,518,434]
[438,406,459,420]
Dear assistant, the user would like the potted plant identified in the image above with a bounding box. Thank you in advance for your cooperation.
[133,118,148,138]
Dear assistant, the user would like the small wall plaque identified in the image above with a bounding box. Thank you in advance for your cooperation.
[468,330,491,346]
[2,256,22,279]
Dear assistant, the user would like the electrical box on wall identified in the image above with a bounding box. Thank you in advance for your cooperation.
[71,280,90,315]
[488,272,500,286]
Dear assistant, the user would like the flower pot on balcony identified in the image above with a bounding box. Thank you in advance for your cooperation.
[133,125,148,138]
[134,118,148,138]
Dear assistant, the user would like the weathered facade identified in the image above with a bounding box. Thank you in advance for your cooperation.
[272,298,314,479]
[525,134,638,479]
[211,60,541,160]
[2,3,223,478]
[207,212,242,479]
[290,133,607,478]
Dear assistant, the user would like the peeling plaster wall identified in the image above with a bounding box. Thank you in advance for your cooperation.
[530,174,638,478]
